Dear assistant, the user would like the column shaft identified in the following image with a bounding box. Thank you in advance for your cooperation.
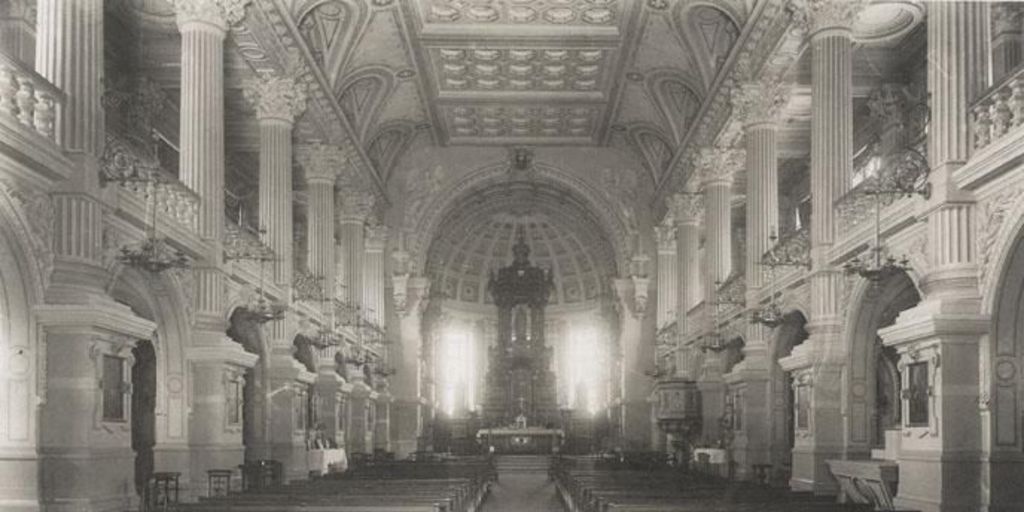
[258,120,294,287]
[178,22,225,242]
[35,0,103,156]
[307,180,335,298]
[340,220,365,307]
[810,31,852,249]
[745,124,778,290]
[703,182,732,299]
[656,227,677,330]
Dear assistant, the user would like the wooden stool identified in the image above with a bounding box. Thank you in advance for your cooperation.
[146,472,180,511]
[207,469,233,497]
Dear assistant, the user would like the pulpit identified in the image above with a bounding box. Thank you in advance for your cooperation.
[653,378,702,467]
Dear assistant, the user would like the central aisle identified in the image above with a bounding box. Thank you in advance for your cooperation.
[483,456,563,512]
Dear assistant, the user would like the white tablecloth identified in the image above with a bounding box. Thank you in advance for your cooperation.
[692,448,727,464]
[308,448,348,475]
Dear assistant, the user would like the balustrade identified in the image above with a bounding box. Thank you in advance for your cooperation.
[101,133,199,231]
[972,67,1024,151]
[0,51,62,142]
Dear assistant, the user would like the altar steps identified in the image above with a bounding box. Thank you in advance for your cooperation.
[494,455,552,474]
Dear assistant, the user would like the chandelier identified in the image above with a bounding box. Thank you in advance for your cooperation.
[700,280,742,353]
[842,180,925,283]
[106,173,190,274]
[311,297,342,348]
[227,226,286,324]
[752,234,789,328]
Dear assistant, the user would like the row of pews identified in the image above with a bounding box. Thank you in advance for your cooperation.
[551,455,878,512]
[179,457,496,512]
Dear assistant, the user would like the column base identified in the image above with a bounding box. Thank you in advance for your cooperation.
[789,445,840,495]
[0,448,39,511]
[893,452,981,512]
[40,447,138,512]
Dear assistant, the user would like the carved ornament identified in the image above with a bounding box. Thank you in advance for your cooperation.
[788,0,869,36]
[297,142,343,184]
[730,79,792,126]
[670,192,704,224]
[170,0,252,30]
[697,147,745,187]
[243,72,308,124]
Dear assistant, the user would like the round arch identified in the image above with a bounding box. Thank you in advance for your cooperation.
[841,272,921,456]
[0,184,45,507]
[409,162,634,277]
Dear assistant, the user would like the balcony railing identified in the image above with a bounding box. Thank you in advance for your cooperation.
[0,51,63,142]
[972,67,1024,151]
[101,132,199,231]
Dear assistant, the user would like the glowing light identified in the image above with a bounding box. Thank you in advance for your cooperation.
[565,325,606,415]
[439,327,476,416]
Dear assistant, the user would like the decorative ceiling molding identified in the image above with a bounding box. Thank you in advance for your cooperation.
[646,69,703,143]
[335,66,395,143]
[365,121,417,185]
[291,0,369,86]
[673,1,741,89]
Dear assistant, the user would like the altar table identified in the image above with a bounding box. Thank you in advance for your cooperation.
[308,448,348,475]
[476,427,564,455]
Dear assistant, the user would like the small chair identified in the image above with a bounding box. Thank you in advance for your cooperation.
[752,464,773,486]
[145,472,180,511]
[207,469,233,497]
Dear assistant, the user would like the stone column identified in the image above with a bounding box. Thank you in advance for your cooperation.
[391,277,429,458]
[613,277,652,450]
[991,3,1023,82]
[268,366,316,481]
[363,224,388,327]
[297,143,341,303]
[878,4,989,511]
[671,192,703,372]
[731,79,789,478]
[337,190,373,307]
[346,386,375,455]
[655,223,677,331]
[244,72,307,289]
[314,345,347,450]
[3,0,35,65]
[35,0,103,157]
[374,395,392,452]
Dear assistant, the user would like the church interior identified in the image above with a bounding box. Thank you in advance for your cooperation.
[0,0,1022,511]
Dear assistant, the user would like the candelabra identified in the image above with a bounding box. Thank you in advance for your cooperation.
[752,239,788,328]
[842,180,927,283]
[226,226,286,324]
[700,280,742,353]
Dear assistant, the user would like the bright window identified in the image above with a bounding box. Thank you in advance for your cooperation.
[565,326,606,414]
[440,327,476,416]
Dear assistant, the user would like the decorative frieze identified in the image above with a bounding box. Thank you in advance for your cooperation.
[788,0,869,36]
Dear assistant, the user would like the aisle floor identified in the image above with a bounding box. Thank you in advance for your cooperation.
[483,472,563,512]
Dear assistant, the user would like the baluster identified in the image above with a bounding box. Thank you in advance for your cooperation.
[15,76,34,129]
[990,90,1012,139]
[34,90,55,139]
[0,66,18,117]
[973,103,992,148]
[1010,78,1024,127]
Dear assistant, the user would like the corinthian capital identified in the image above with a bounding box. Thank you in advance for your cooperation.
[171,0,252,31]
[654,225,676,252]
[297,142,343,184]
[670,193,704,225]
[337,189,375,221]
[730,79,792,127]
[788,0,868,36]
[365,222,389,249]
[244,72,308,124]
[696,147,745,187]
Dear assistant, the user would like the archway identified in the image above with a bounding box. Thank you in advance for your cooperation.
[843,272,920,456]
[131,339,157,496]
[769,311,809,483]
[988,220,1024,508]
[227,309,268,461]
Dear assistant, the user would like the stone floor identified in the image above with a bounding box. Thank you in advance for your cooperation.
[483,472,563,512]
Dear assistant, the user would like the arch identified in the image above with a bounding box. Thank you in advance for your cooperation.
[107,267,192,447]
[841,272,921,455]
[335,67,395,144]
[0,184,44,507]
[292,0,369,86]
[647,70,704,143]
[409,162,634,277]
[627,124,676,186]
[987,210,1024,508]
[674,2,742,88]
[767,310,809,482]
[366,122,415,185]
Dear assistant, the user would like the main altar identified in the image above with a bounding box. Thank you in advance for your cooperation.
[481,228,559,429]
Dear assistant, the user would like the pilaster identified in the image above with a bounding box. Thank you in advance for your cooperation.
[613,277,652,450]
[391,277,428,458]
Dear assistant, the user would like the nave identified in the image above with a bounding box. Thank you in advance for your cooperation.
[176,454,881,512]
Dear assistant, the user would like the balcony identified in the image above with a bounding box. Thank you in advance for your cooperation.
[972,66,1024,152]
[0,52,61,143]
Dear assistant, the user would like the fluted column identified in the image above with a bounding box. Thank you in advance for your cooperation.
[174,0,250,244]
[654,224,677,330]
[791,0,864,494]
[363,224,388,326]
[992,3,1023,82]
[337,190,374,308]
[298,144,341,303]
[1,0,34,64]
[698,147,742,298]
[671,193,702,377]
[35,0,103,156]
[875,4,990,511]
[245,72,307,288]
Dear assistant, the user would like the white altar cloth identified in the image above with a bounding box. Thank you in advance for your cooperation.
[308,448,348,475]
